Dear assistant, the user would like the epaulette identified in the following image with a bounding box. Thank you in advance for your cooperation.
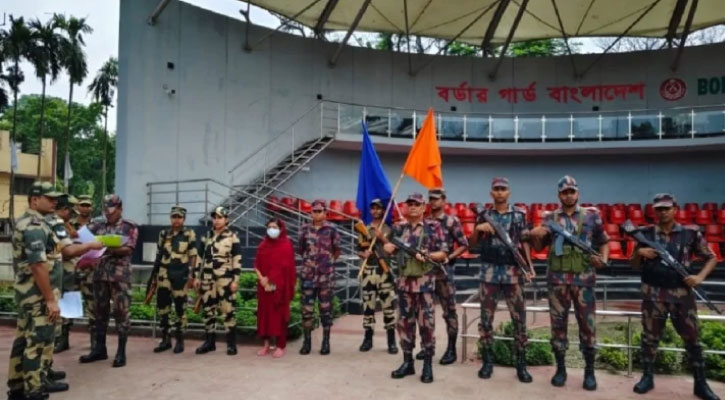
[513,206,527,215]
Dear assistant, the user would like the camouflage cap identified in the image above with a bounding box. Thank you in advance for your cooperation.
[653,193,676,208]
[104,194,122,209]
[311,200,326,211]
[28,181,62,198]
[369,198,384,208]
[77,195,93,206]
[491,177,509,189]
[406,193,425,204]
[57,194,79,209]
[170,205,187,217]
[557,175,578,192]
[210,206,228,218]
[428,188,446,199]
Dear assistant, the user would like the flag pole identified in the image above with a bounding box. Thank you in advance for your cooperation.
[357,172,405,279]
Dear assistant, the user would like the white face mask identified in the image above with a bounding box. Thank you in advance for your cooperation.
[267,227,281,239]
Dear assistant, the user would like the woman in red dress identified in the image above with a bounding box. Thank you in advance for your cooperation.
[254,218,296,358]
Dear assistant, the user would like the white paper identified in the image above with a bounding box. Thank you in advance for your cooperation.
[76,226,96,244]
[80,248,106,261]
[59,291,84,319]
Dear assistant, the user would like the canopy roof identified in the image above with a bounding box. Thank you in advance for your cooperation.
[246,0,724,46]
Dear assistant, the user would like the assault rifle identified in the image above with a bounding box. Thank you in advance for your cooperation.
[389,236,447,277]
[354,221,392,274]
[544,220,610,267]
[481,213,535,277]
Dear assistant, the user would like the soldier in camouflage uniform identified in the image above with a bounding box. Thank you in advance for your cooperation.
[80,194,139,368]
[7,182,102,400]
[383,193,448,384]
[150,206,197,354]
[469,177,534,383]
[530,176,609,391]
[71,195,96,352]
[357,198,397,354]
[297,200,341,355]
[630,194,720,400]
[53,194,79,354]
[421,188,468,365]
[193,206,242,356]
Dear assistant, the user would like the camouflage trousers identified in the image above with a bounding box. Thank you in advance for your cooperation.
[398,291,435,355]
[41,289,60,379]
[77,269,95,329]
[199,277,236,333]
[301,286,332,330]
[433,274,458,337]
[7,303,55,396]
[641,298,704,367]
[156,267,189,334]
[548,284,596,353]
[361,266,396,330]
[479,282,528,351]
[94,280,132,336]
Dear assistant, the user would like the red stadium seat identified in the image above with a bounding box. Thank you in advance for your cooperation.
[629,209,646,226]
[625,240,636,258]
[708,242,723,262]
[443,203,452,215]
[328,200,345,221]
[695,210,713,225]
[395,202,409,221]
[469,202,480,212]
[485,203,493,210]
[627,203,641,211]
[530,203,543,211]
[612,203,626,211]
[675,209,691,224]
[447,207,459,217]
[705,224,724,243]
[280,197,297,211]
[462,222,475,237]
[644,204,656,222]
[702,203,717,213]
[545,203,558,211]
[299,199,312,214]
[684,203,699,215]
[580,203,593,207]
[532,246,549,260]
[267,196,281,212]
[608,240,627,260]
[718,209,725,225]
[343,201,360,218]
[605,223,621,240]
[459,208,476,223]
[609,209,626,225]
[532,209,545,227]
[455,203,467,213]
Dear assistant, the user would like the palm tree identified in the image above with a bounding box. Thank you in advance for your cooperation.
[55,14,92,188]
[88,57,118,199]
[2,16,31,223]
[27,17,65,177]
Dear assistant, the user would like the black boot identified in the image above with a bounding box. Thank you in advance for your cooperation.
[48,368,66,380]
[320,327,331,355]
[421,352,434,383]
[42,375,69,393]
[173,329,184,354]
[633,362,654,394]
[439,333,457,365]
[226,330,237,356]
[79,330,108,363]
[195,332,216,354]
[387,329,398,355]
[391,352,415,379]
[516,349,533,383]
[478,346,494,379]
[153,331,172,353]
[359,328,373,352]
[112,334,127,368]
[551,350,567,387]
[582,349,597,391]
[6,389,28,400]
[416,349,425,360]
[694,366,721,400]
[24,392,49,400]
[54,324,70,353]
[299,330,311,355]
[89,325,97,351]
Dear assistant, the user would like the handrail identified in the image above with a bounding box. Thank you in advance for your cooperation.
[227,102,321,174]
[255,183,360,222]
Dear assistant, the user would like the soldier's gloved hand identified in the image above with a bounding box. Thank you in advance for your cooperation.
[230,281,239,293]
[684,274,704,288]
[637,248,658,260]
[47,300,60,323]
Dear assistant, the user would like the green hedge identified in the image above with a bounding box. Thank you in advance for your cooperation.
[477,321,554,366]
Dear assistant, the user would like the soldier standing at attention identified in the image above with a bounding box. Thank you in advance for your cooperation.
[53,194,79,354]
[630,194,719,400]
[530,176,609,391]
[469,177,534,383]
[71,194,96,352]
[383,193,448,384]
[422,188,468,365]
[357,198,398,354]
[193,206,242,356]
[7,182,101,400]
[150,206,197,354]
[80,194,138,368]
[298,200,341,355]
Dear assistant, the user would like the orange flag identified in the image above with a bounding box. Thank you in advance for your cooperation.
[403,108,443,189]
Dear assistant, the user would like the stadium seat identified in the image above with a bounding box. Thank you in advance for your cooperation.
[395,202,409,220]
[443,203,452,215]
[695,210,713,225]
[718,209,725,225]
[609,209,626,225]
[459,208,476,223]
[532,246,549,260]
[532,209,545,227]
[684,203,699,215]
[675,209,692,224]
[708,242,723,262]
[267,196,281,212]
[530,203,543,211]
[455,203,467,214]
[580,203,593,207]
[702,202,717,213]
[328,200,345,221]
[343,201,360,218]
[469,202,480,212]
[612,203,626,211]
[299,199,312,214]
[605,223,621,240]
[629,209,646,226]
[280,197,297,211]
[462,222,475,237]
[627,203,641,211]
[644,204,656,222]
[625,240,636,258]
[705,224,724,243]
[545,203,558,211]
[485,203,493,210]
[447,207,459,217]
[608,240,627,260]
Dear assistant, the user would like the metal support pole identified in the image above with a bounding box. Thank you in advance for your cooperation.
[481,0,511,56]
[551,0,579,77]
[489,0,529,80]
[403,0,413,76]
[671,0,698,71]
[249,0,323,50]
[627,315,633,376]
[242,1,252,51]
[329,0,373,66]
[147,0,171,26]
[461,306,468,362]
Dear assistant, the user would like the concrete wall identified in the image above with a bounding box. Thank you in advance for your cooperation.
[117,0,725,222]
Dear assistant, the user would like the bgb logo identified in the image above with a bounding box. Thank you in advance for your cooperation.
[659,78,687,101]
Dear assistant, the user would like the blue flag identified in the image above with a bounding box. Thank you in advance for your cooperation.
[356,121,393,224]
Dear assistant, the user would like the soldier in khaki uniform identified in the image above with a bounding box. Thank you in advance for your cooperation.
[193,206,242,356]
[7,182,101,400]
[71,194,96,351]
[53,194,79,354]
[149,206,198,354]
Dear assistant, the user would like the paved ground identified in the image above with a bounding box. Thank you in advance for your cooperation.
[0,310,721,400]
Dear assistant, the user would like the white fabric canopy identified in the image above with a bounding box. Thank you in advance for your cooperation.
[246,0,724,45]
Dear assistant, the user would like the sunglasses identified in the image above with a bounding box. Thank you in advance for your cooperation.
[406,202,423,207]
[654,207,673,212]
